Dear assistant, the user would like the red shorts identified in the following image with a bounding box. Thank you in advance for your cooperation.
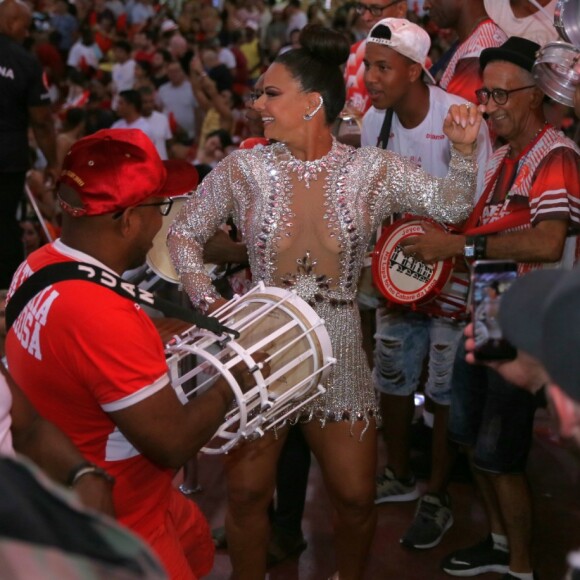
[148,489,214,579]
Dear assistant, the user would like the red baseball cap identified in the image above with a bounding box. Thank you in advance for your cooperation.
[58,128,199,217]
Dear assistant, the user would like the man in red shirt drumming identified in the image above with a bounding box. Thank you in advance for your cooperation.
[5,128,257,580]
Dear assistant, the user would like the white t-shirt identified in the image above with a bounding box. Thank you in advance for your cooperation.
[157,81,197,140]
[361,85,491,200]
[66,42,102,70]
[111,117,155,143]
[112,59,136,95]
[0,372,14,457]
[144,110,172,160]
[219,47,237,71]
[286,10,308,39]
[484,0,559,46]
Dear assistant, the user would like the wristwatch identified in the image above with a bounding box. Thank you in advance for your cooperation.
[463,236,476,259]
[463,235,487,260]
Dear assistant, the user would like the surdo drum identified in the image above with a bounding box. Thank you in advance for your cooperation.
[372,217,469,319]
[147,195,218,283]
[165,282,336,454]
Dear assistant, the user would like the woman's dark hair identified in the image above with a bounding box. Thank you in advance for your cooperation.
[275,25,350,125]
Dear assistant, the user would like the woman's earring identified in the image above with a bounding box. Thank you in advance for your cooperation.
[303,96,324,121]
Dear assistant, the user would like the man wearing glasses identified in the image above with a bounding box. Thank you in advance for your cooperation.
[400,37,580,580]
[5,128,257,580]
[344,0,407,115]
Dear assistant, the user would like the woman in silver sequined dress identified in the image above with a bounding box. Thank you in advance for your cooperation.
[168,26,482,580]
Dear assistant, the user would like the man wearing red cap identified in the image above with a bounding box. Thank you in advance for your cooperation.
[4,129,253,580]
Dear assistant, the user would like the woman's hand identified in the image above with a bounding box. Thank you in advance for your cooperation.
[443,103,484,155]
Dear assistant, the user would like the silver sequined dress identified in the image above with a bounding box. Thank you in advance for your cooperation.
[168,139,476,432]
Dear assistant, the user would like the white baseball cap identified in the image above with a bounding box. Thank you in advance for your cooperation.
[367,18,435,84]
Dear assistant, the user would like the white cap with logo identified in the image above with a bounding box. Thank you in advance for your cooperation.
[367,18,435,84]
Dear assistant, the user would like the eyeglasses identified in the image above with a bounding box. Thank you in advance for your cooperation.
[354,0,403,16]
[475,85,536,105]
[138,199,174,216]
[112,198,174,219]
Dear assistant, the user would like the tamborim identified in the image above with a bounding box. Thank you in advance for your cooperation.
[371,217,469,319]
[146,195,218,284]
[165,282,335,454]
[533,41,580,107]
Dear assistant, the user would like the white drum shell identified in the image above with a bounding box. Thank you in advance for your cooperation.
[146,195,218,284]
[165,283,335,454]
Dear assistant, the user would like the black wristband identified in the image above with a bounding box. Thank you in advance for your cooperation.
[474,235,487,259]
[66,461,115,487]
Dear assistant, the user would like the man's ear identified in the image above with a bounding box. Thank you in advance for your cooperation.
[530,87,544,109]
[116,207,138,237]
[408,62,423,84]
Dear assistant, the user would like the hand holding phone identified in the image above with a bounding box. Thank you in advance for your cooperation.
[470,260,518,361]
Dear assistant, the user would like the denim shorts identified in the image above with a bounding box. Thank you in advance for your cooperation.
[372,308,465,405]
[448,341,537,474]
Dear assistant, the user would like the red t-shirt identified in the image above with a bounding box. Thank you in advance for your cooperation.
[5,240,210,577]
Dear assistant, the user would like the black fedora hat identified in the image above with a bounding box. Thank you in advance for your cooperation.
[480,36,541,73]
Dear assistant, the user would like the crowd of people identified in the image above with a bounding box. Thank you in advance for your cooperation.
[2,0,580,579]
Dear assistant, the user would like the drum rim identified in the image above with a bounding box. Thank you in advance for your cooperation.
[555,0,580,45]
[533,41,580,107]
[146,195,190,283]
[371,217,454,305]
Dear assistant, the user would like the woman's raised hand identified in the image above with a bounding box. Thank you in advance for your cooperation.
[443,103,484,155]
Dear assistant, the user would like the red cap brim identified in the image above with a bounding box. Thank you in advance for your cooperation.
[159,159,199,198]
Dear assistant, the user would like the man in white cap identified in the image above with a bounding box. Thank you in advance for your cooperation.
[362,17,491,550]
[344,0,408,116]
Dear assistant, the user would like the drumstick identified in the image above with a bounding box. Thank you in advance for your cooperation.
[527,0,555,24]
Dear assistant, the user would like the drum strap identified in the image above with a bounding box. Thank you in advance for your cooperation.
[376,108,394,150]
[5,262,239,338]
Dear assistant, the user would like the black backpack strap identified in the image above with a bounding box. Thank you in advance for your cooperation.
[376,108,394,150]
[6,262,238,338]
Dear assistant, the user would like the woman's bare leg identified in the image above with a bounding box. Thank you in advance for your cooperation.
[301,419,378,580]
[223,430,288,580]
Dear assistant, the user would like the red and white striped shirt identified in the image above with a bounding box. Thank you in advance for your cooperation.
[439,19,507,104]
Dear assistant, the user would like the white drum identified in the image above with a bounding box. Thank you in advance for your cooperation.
[165,282,336,454]
[147,195,218,284]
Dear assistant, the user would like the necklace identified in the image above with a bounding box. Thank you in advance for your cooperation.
[276,138,343,189]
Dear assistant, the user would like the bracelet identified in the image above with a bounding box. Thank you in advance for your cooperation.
[67,461,115,487]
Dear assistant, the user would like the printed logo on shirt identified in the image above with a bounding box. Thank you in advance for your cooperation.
[12,286,60,361]
[426,133,445,140]
[0,66,15,80]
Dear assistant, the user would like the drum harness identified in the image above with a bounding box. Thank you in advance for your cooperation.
[5,261,239,339]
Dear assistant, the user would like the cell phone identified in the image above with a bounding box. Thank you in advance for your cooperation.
[470,260,518,361]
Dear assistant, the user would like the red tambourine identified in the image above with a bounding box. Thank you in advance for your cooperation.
[372,217,455,308]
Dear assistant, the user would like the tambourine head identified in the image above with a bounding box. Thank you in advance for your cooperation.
[371,218,454,305]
